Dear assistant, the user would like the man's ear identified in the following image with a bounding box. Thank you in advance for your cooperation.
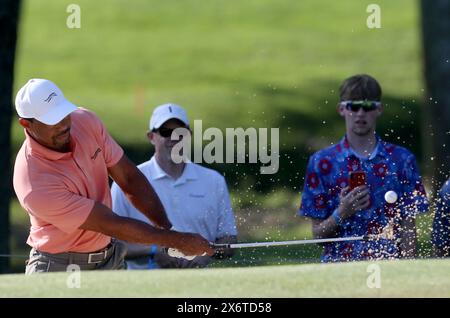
[376,103,384,117]
[147,131,156,145]
[336,102,345,117]
[18,118,31,129]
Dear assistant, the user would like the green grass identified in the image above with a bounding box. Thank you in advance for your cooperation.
[1,259,449,297]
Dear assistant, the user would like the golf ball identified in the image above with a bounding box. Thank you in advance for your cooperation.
[384,191,398,203]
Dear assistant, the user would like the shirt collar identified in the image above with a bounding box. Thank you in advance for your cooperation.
[149,156,198,184]
[339,134,388,160]
[25,129,74,161]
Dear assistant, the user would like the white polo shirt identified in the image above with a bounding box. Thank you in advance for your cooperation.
[111,157,237,244]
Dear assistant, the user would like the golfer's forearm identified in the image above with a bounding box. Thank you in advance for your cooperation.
[81,202,180,247]
[111,217,180,246]
[312,217,340,239]
[123,172,172,229]
[120,241,152,259]
[108,155,171,229]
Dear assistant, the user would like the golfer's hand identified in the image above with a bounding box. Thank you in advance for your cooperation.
[338,186,371,219]
[176,233,214,257]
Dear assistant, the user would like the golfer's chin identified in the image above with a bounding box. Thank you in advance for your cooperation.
[52,139,71,152]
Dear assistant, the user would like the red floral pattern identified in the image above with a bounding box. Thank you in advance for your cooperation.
[319,159,333,175]
[307,172,320,189]
[299,136,429,262]
[373,163,388,178]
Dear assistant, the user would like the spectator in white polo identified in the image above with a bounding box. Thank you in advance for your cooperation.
[111,103,238,269]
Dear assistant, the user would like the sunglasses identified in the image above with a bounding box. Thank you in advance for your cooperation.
[154,127,175,138]
[154,126,189,138]
[340,100,381,112]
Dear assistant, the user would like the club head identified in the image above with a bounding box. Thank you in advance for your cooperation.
[365,222,395,241]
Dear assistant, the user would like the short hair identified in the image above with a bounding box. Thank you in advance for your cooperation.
[339,74,382,101]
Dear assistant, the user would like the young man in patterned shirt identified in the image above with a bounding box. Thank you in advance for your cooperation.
[299,74,429,262]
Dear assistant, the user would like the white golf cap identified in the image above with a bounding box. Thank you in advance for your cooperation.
[149,103,189,130]
[15,79,78,125]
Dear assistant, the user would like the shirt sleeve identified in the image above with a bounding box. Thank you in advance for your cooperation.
[23,188,95,234]
[298,155,332,219]
[87,110,124,168]
[398,153,429,217]
[215,175,238,238]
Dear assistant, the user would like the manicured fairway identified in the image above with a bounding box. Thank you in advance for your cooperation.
[1,259,449,297]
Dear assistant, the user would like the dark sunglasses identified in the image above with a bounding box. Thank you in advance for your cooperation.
[340,100,381,112]
[153,127,175,138]
[154,126,189,138]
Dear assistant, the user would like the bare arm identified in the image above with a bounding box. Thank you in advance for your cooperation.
[120,242,153,259]
[399,215,417,258]
[121,237,238,260]
[312,186,371,239]
[80,202,214,256]
[108,154,171,229]
[312,217,340,239]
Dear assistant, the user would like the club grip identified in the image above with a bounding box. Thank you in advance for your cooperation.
[210,243,231,249]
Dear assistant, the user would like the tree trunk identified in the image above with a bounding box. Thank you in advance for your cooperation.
[0,0,21,274]
[420,0,450,191]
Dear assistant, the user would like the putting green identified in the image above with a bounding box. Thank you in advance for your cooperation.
[0,259,449,297]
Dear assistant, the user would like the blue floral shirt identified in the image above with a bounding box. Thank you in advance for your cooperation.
[299,135,429,262]
[432,180,450,252]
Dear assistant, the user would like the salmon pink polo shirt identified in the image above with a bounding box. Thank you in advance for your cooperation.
[13,108,124,253]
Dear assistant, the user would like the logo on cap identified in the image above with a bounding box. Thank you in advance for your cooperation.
[44,92,57,103]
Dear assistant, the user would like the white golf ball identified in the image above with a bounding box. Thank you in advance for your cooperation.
[384,191,398,204]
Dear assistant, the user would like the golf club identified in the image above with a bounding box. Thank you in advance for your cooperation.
[168,222,395,259]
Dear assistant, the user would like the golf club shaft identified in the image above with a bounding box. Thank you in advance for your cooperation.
[213,235,366,249]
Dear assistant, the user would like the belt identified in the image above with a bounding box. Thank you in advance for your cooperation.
[36,242,114,265]
[86,247,111,264]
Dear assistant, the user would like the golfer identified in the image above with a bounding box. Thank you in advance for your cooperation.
[299,74,429,261]
[13,79,213,274]
[111,103,237,269]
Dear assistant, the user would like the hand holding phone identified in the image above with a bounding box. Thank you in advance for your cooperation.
[349,171,367,190]
[337,171,370,219]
